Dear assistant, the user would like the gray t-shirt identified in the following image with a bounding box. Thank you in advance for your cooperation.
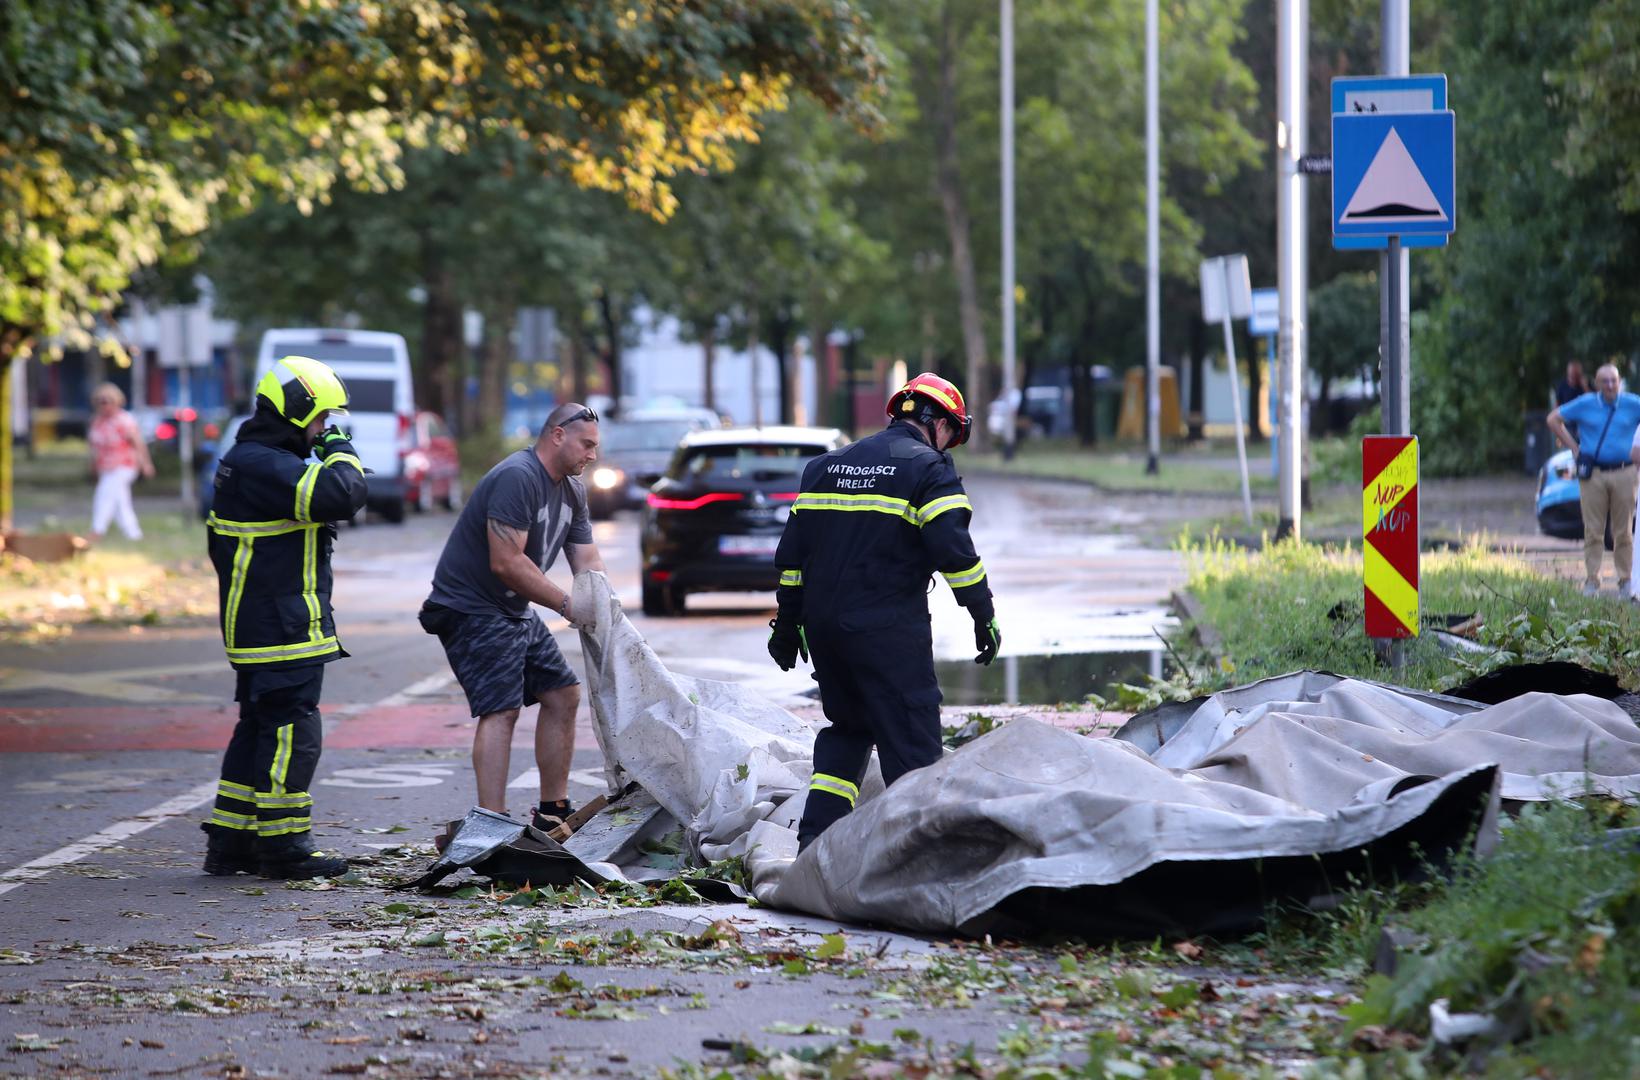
[428,449,593,618]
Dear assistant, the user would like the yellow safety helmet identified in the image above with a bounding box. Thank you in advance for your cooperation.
[256,356,350,428]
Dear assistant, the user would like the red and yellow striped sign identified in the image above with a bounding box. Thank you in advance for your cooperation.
[1363,436,1419,638]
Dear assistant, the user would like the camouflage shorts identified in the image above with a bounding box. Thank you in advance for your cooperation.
[429,606,578,718]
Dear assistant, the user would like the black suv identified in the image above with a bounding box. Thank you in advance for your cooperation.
[639,425,848,616]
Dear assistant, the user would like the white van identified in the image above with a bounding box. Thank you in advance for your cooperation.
[254,328,417,523]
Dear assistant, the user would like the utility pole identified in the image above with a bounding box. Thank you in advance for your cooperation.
[1144,0,1161,474]
[1000,0,1018,459]
[1380,0,1411,437]
[1276,0,1308,539]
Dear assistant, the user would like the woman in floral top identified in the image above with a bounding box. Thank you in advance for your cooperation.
[87,382,154,540]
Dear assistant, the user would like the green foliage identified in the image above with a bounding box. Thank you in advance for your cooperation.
[1416,0,1640,475]
[1182,534,1640,691]
[1344,803,1640,1077]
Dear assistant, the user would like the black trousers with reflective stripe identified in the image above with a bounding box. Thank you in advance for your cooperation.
[208,666,324,839]
[797,616,943,846]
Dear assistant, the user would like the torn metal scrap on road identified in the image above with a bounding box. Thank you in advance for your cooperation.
[412,572,1640,941]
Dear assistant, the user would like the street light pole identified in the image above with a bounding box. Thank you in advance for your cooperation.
[1276,0,1308,539]
[1144,0,1161,474]
[1000,0,1018,459]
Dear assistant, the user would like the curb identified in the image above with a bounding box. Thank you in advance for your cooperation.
[1169,588,1225,659]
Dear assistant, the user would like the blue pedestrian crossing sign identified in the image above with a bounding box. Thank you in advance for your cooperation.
[1332,110,1455,247]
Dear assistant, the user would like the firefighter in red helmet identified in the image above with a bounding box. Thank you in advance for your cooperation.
[769,372,1000,850]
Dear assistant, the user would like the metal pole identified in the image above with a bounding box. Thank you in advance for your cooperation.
[179,321,194,513]
[1220,266,1254,525]
[1379,0,1411,437]
[1276,0,1308,538]
[1001,0,1018,459]
[1144,0,1161,474]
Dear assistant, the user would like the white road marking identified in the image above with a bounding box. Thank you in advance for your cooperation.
[0,672,457,897]
[318,763,457,789]
[506,767,607,791]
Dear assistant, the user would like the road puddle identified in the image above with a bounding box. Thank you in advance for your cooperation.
[935,649,1168,706]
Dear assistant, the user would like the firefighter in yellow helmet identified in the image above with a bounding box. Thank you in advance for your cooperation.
[201,356,368,880]
[770,372,1000,851]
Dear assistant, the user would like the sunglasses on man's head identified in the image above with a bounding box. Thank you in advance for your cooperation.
[555,406,598,427]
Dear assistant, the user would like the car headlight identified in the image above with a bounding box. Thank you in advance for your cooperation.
[591,467,623,490]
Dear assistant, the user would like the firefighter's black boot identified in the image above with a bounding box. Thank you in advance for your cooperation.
[201,823,258,876]
[258,832,348,880]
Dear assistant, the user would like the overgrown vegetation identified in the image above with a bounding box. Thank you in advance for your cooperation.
[1154,534,1640,702]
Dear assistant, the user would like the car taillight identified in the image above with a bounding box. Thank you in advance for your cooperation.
[397,413,413,456]
[771,491,800,501]
[646,492,745,511]
[155,421,177,440]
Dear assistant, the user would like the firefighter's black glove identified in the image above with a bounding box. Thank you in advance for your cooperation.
[972,608,1001,666]
[314,426,356,462]
[767,617,808,671]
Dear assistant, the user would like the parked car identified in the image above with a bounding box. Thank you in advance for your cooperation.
[197,413,252,519]
[255,328,417,523]
[638,425,849,616]
[587,416,712,518]
[1536,447,1633,547]
[405,410,463,513]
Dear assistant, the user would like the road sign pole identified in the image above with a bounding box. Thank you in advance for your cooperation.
[1379,0,1411,446]
[1219,263,1254,526]
[1144,0,1161,476]
[1000,0,1018,460]
[1276,0,1308,539]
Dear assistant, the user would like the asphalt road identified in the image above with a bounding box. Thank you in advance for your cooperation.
[0,473,1202,1077]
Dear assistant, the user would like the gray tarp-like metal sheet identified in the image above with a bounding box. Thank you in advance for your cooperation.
[572,574,1640,937]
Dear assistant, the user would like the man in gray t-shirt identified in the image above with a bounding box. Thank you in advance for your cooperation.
[420,403,607,831]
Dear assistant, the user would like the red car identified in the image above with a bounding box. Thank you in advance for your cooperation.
[404,411,463,512]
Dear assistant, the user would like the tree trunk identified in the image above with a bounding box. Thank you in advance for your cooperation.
[747,301,763,427]
[702,326,718,413]
[930,2,989,449]
[809,310,832,428]
[0,347,15,534]
[1245,333,1265,443]
[598,289,622,416]
[1187,318,1206,440]
[566,322,588,405]
[769,309,795,426]
[421,250,462,421]
[475,310,510,439]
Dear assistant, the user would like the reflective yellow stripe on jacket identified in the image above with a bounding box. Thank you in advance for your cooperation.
[209,513,335,664]
[942,559,987,590]
[778,569,803,587]
[794,491,970,529]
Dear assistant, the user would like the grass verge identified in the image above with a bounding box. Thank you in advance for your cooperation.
[1162,534,1640,699]
[967,438,1278,495]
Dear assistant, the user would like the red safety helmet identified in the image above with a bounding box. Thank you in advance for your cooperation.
[886,373,972,447]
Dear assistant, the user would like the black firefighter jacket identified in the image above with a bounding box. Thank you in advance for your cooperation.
[774,420,992,632]
[207,431,368,670]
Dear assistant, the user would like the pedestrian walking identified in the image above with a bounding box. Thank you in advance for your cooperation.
[769,372,1000,851]
[87,382,154,541]
[418,402,608,832]
[200,356,368,879]
[1548,362,1640,597]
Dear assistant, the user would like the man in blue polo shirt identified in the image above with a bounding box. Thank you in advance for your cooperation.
[1548,363,1640,597]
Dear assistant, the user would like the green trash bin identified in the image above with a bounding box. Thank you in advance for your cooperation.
[1094,381,1122,440]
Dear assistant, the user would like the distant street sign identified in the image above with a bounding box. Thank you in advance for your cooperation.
[1248,288,1278,337]
[1332,111,1455,246]
[1331,74,1446,116]
[1198,255,1251,324]
[1331,75,1452,251]
[1363,435,1419,639]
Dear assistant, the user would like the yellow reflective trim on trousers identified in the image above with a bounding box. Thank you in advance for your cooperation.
[270,724,293,797]
[809,773,859,806]
[778,569,803,587]
[793,492,915,522]
[295,463,321,522]
[322,453,363,473]
[258,818,313,837]
[226,637,339,664]
[207,514,320,538]
[209,809,258,831]
[224,537,253,650]
[217,779,254,798]
[914,494,973,526]
[255,792,313,809]
[943,560,987,589]
[301,524,321,641]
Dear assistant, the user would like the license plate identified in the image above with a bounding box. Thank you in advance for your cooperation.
[718,534,780,556]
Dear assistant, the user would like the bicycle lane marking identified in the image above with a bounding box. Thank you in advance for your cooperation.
[0,671,455,897]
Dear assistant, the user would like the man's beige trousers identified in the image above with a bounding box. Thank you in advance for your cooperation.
[1579,465,1637,587]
